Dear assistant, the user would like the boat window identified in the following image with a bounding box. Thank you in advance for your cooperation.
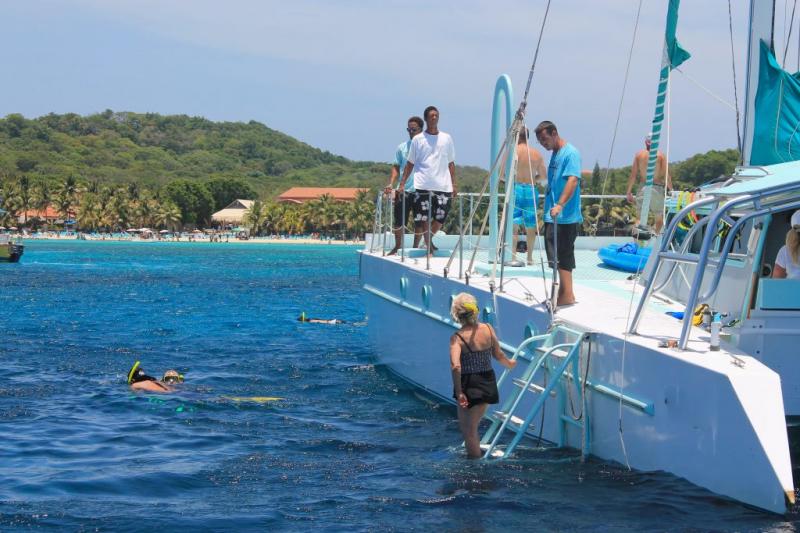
[761,211,796,278]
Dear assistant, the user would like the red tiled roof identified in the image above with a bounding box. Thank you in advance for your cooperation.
[277,187,368,203]
[22,206,60,219]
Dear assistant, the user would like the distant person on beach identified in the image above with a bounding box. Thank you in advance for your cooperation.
[384,116,424,255]
[773,210,800,279]
[127,361,184,393]
[297,313,345,325]
[511,128,547,265]
[449,293,516,459]
[398,106,457,255]
[536,120,582,306]
[626,133,671,234]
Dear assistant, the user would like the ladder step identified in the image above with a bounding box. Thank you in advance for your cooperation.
[516,351,534,363]
[560,414,584,428]
[512,378,556,396]
[479,443,507,458]
[492,411,533,430]
[534,346,570,359]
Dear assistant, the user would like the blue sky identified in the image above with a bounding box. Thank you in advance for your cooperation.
[0,1,787,171]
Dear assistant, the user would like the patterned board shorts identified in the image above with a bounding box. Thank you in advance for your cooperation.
[513,182,537,228]
[413,190,452,223]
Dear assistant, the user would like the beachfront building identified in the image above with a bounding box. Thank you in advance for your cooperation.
[211,199,254,225]
[18,206,61,225]
[277,187,368,204]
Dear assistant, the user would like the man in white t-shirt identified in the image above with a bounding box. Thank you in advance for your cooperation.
[398,105,457,254]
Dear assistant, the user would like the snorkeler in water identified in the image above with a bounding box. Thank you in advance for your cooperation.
[297,312,345,325]
[127,361,184,393]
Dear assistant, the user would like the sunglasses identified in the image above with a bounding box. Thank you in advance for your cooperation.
[407,127,420,133]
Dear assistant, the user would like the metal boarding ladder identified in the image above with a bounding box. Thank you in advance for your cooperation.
[481,326,590,461]
[629,180,800,349]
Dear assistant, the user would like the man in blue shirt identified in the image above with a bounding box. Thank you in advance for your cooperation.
[384,116,424,255]
[535,121,582,306]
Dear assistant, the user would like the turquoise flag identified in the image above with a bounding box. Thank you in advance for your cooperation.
[640,0,690,232]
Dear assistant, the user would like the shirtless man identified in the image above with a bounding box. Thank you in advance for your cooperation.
[626,134,671,233]
[511,128,547,264]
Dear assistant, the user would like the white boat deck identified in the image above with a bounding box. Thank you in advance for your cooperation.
[373,247,760,373]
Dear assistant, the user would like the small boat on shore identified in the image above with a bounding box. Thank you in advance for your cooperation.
[0,234,23,263]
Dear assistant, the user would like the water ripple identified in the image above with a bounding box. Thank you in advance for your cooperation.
[0,241,795,531]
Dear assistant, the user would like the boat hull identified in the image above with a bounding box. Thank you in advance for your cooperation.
[0,243,23,263]
[360,250,794,514]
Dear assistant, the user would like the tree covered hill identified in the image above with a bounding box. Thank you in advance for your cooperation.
[0,110,739,204]
[0,111,391,195]
[0,111,494,196]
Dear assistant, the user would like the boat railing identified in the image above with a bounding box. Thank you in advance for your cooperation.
[366,191,628,282]
[630,179,800,349]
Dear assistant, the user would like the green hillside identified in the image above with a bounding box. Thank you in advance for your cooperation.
[0,110,740,235]
[0,111,492,196]
[0,111,388,195]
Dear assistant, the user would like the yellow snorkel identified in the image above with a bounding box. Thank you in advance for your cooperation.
[127,361,141,384]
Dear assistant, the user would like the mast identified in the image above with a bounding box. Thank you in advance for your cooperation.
[639,0,690,235]
[741,0,775,166]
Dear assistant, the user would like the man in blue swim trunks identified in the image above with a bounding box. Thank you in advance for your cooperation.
[536,120,582,306]
[511,128,546,265]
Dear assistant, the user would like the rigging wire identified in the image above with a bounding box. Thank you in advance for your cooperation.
[784,0,798,68]
[520,0,554,111]
[491,0,552,296]
[728,0,743,160]
[598,0,643,214]
[672,68,736,110]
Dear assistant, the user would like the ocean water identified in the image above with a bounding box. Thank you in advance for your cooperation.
[0,240,798,532]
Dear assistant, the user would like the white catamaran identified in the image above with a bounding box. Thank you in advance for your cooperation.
[361,0,800,514]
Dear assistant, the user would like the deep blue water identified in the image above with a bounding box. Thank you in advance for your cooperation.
[0,240,798,532]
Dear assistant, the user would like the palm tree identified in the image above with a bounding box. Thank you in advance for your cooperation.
[17,176,32,226]
[32,179,52,211]
[261,201,286,235]
[243,199,269,236]
[155,202,182,231]
[107,192,131,231]
[77,193,102,230]
[0,181,22,223]
[56,176,82,225]
[345,190,375,239]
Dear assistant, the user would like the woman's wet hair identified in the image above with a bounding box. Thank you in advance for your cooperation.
[450,292,479,326]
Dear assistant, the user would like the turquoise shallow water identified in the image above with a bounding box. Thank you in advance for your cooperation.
[0,240,798,531]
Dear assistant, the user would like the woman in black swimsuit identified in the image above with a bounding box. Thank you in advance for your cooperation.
[449,293,516,459]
